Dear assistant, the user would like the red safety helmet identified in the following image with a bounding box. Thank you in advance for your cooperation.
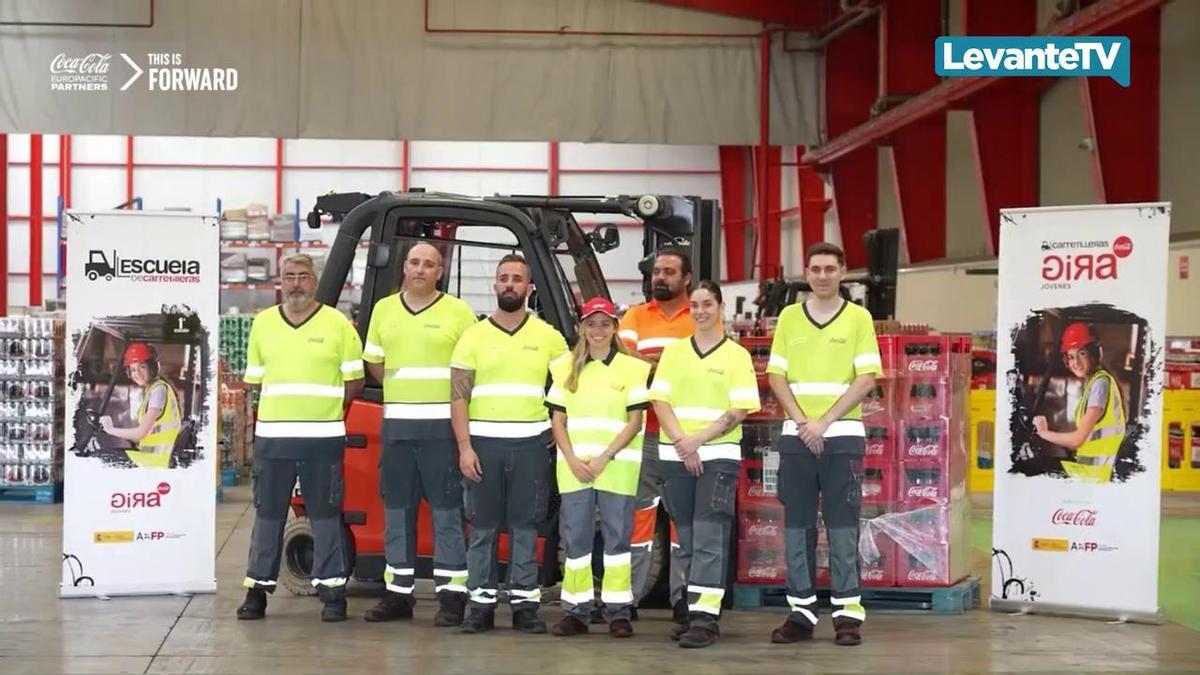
[1060,322,1096,354]
[123,342,158,367]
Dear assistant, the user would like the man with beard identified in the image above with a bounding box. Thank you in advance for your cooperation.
[450,254,568,634]
[361,242,478,625]
[237,253,364,622]
[617,247,695,633]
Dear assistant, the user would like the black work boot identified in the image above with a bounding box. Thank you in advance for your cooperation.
[551,614,589,637]
[834,619,862,646]
[771,619,815,644]
[512,608,548,634]
[590,605,607,625]
[669,599,689,640]
[434,594,467,627]
[321,598,348,623]
[364,591,414,622]
[460,608,495,634]
[678,623,720,649]
[236,588,268,620]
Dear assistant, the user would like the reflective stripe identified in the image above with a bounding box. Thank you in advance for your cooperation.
[449,362,474,371]
[637,337,678,351]
[791,606,818,625]
[561,445,640,463]
[341,359,363,375]
[254,420,346,438]
[243,577,276,588]
[470,588,498,604]
[659,442,741,462]
[568,418,628,433]
[435,583,469,594]
[650,380,671,395]
[603,552,631,567]
[472,383,545,398]
[261,383,344,398]
[386,565,415,576]
[1075,454,1116,467]
[830,595,861,605]
[509,588,542,601]
[689,603,722,616]
[564,554,593,571]
[385,403,451,419]
[433,568,467,578]
[768,354,788,371]
[311,577,348,588]
[628,386,649,401]
[729,388,759,402]
[673,407,725,421]
[790,382,850,396]
[781,418,864,438]
[631,541,653,550]
[618,330,639,342]
[1089,425,1126,441]
[386,583,415,594]
[392,367,451,380]
[601,590,633,604]
[363,342,385,358]
[610,450,642,463]
[244,364,266,378]
[688,584,726,596]
[854,353,882,369]
[561,590,595,605]
[787,594,817,606]
[832,606,866,622]
[469,420,550,438]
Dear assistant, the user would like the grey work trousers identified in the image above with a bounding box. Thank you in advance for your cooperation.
[245,451,349,602]
[777,435,866,627]
[380,434,468,598]
[463,434,551,612]
[559,488,636,622]
[631,433,689,606]
[660,458,739,631]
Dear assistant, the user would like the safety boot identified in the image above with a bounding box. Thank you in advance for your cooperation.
[460,607,495,634]
[669,599,689,640]
[512,608,548,634]
[236,589,267,620]
[834,619,862,646]
[678,624,719,649]
[321,598,348,623]
[364,591,414,622]
[434,594,467,627]
[770,619,814,644]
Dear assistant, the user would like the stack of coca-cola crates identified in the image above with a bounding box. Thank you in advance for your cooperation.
[736,336,788,584]
[889,334,972,586]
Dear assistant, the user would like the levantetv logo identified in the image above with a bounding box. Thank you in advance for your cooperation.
[935,36,1130,87]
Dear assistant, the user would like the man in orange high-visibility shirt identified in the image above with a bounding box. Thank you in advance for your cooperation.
[618,247,694,633]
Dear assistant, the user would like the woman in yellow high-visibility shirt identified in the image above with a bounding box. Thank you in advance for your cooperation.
[1033,322,1126,483]
[101,342,182,469]
[546,297,651,639]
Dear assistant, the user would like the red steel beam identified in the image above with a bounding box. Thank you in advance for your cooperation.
[805,0,1169,166]
[125,135,134,204]
[401,140,411,191]
[548,141,560,196]
[881,0,944,262]
[274,138,284,214]
[1080,6,1160,203]
[754,145,783,279]
[796,147,827,251]
[0,134,7,314]
[30,134,43,308]
[824,15,878,267]
[965,0,1039,254]
[718,145,750,281]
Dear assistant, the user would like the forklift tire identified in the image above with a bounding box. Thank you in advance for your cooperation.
[279,517,317,596]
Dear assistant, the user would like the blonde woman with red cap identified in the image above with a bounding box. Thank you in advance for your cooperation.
[100,342,183,469]
[545,297,652,638]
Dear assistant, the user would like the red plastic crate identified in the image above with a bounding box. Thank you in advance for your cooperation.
[864,421,897,463]
[876,335,897,376]
[897,335,952,377]
[898,460,953,508]
[737,497,786,584]
[862,377,897,421]
[899,376,951,420]
[891,505,962,587]
[861,461,897,506]
[899,418,951,464]
[815,512,896,588]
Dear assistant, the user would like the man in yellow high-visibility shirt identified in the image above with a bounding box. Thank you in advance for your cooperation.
[236,253,364,623]
[362,242,477,626]
[451,254,568,635]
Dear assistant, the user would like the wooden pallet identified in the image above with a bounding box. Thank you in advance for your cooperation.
[733,576,981,615]
[0,483,63,504]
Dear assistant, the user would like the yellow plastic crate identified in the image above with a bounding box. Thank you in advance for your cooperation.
[968,389,996,493]
[1162,390,1200,492]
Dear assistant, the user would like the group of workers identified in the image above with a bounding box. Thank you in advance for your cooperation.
[230,240,881,648]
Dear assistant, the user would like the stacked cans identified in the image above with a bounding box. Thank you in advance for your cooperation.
[219,314,254,378]
[0,317,64,488]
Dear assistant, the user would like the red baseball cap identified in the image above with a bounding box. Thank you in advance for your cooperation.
[580,297,617,320]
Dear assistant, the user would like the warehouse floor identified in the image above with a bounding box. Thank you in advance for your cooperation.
[1,489,1198,674]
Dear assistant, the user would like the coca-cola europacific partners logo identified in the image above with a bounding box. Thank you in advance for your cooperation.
[50,52,111,91]
[1051,508,1097,527]
[1041,235,1131,290]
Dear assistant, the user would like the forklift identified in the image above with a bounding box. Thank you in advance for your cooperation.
[276,189,719,597]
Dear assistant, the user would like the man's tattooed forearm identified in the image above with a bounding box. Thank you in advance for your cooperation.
[451,368,474,402]
[716,411,739,434]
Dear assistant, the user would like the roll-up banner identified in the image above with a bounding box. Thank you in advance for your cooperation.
[61,210,219,597]
[991,203,1169,622]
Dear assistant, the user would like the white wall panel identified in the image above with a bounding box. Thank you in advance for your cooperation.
[408,170,549,198]
[136,136,276,166]
[135,168,274,212]
[286,169,403,211]
[285,139,403,166]
[411,141,549,169]
[6,166,60,214]
[558,174,720,201]
[70,167,126,210]
[6,224,59,273]
[560,143,718,171]
[5,134,61,163]
[71,135,125,163]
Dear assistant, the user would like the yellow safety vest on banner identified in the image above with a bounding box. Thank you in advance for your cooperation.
[545,351,651,496]
[1062,369,1126,484]
[125,378,182,469]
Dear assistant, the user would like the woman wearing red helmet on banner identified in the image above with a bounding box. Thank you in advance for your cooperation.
[100,342,183,469]
[1032,322,1127,483]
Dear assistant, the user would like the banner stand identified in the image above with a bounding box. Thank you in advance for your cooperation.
[61,210,219,599]
[990,203,1169,623]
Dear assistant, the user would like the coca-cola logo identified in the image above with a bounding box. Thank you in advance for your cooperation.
[908,360,940,372]
[1112,235,1133,258]
[908,444,941,457]
[907,486,939,499]
[1051,508,1097,527]
[863,400,884,415]
[746,524,780,538]
[908,569,939,582]
[862,568,885,581]
[51,53,111,74]
[745,565,781,579]
[866,442,885,455]
[863,483,882,496]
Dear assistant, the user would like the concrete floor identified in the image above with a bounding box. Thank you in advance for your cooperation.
[1,488,1198,674]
